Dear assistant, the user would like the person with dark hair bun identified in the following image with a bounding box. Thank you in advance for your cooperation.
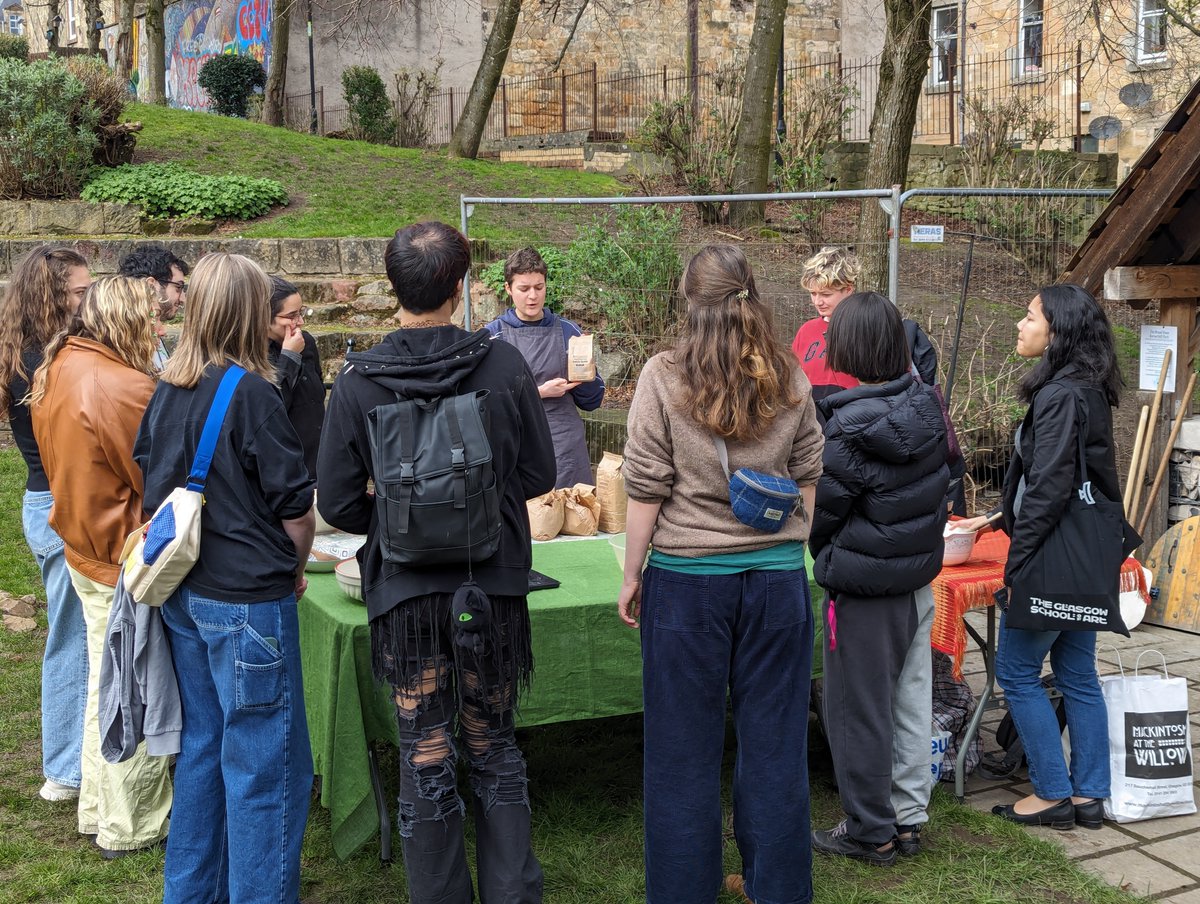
[809,292,950,866]
[959,284,1123,832]
[268,275,324,479]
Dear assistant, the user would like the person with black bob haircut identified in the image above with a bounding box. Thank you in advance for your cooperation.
[267,276,324,479]
[317,221,555,904]
[958,284,1123,832]
[810,291,949,866]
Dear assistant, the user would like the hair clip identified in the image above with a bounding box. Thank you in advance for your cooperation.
[735,289,750,300]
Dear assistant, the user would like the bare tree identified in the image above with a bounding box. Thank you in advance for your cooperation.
[146,0,166,103]
[728,0,787,227]
[114,0,136,83]
[448,0,521,158]
[854,0,933,290]
[85,0,102,53]
[263,0,295,125]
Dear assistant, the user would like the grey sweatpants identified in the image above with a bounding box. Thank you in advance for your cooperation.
[822,586,935,844]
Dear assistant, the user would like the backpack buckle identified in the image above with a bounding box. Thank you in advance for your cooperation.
[451,448,466,471]
[400,462,415,485]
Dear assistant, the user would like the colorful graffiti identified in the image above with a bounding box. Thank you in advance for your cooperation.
[164,0,273,111]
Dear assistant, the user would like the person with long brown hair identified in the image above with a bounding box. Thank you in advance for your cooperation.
[30,275,173,857]
[133,252,315,903]
[0,245,91,803]
[618,244,824,904]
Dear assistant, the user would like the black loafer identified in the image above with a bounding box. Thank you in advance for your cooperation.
[1074,798,1104,830]
[991,798,1075,831]
[896,823,922,856]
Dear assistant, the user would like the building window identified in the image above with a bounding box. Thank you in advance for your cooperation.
[1137,0,1168,62]
[1019,0,1044,74]
[931,5,959,85]
[6,12,22,34]
[66,0,76,42]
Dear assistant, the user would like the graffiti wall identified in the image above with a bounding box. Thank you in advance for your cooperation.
[164,0,272,110]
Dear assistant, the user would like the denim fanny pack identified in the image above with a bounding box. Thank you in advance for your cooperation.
[712,436,800,534]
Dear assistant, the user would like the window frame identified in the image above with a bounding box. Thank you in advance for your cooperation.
[66,0,77,43]
[1136,0,1168,64]
[1018,0,1045,76]
[930,4,960,87]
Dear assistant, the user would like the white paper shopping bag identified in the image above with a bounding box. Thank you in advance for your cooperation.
[1102,651,1196,823]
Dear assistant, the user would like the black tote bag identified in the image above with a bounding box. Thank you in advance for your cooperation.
[1006,401,1138,636]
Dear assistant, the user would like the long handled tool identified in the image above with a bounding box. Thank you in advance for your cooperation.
[1124,405,1150,516]
[1130,349,1172,519]
[1138,370,1198,539]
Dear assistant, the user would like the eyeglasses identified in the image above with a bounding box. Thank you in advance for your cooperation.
[276,307,313,323]
[160,279,187,293]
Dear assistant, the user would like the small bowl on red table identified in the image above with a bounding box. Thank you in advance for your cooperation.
[942,522,977,567]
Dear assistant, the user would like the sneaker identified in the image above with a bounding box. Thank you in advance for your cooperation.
[896,823,922,856]
[813,820,897,867]
[38,779,80,802]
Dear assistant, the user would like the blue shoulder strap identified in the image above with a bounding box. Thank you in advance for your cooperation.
[185,365,247,492]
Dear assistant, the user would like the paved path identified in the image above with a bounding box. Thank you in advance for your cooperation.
[954,615,1200,901]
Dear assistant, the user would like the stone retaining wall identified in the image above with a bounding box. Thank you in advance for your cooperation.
[0,201,143,236]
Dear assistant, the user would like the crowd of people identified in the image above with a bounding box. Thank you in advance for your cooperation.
[0,228,1127,904]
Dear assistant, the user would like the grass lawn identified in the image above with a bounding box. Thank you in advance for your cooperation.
[0,448,1144,903]
[123,104,624,243]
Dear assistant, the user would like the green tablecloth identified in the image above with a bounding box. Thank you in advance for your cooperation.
[299,537,643,860]
[298,537,823,860]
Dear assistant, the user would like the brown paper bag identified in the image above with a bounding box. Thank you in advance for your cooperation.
[596,452,628,533]
[527,491,564,541]
[561,484,600,536]
[567,334,596,383]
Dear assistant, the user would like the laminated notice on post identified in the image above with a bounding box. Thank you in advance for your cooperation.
[1139,325,1178,392]
[910,225,944,243]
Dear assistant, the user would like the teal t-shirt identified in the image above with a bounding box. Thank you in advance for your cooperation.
[648,541,806,575]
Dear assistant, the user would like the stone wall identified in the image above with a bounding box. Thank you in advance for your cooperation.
[0,201,142,237]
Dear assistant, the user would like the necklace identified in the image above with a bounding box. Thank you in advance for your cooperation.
[399,318,452,329]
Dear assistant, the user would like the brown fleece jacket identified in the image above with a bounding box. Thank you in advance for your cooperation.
[623,351,825,557]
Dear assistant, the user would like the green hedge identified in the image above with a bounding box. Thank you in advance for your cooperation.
[82,163,287,220]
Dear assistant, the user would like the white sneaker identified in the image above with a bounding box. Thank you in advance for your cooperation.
[39,779,79,801]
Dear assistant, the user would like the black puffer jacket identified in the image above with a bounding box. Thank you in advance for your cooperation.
[811,374,950,600]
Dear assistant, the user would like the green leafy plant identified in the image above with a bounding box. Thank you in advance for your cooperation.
[0,58,99,199]
[479,246,576,313]
[342,66,395,144]
[198,54,265,118]
[82,163,287,221]
[0,33,28,62]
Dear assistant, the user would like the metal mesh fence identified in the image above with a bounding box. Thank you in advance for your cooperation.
[460,188,1146,503]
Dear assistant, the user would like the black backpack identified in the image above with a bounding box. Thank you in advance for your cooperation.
[978,674,1068,780]
[366,389,502,565]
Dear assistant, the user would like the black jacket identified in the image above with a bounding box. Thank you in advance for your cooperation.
[269,331,325,480]
[316,326,556,620]
[811,374,950,601]
[1000,368,1120,583]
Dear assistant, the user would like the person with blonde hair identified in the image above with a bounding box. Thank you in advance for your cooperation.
[0,245,91,803]
[133,252,315,903]
[618,244,824,904]
[30,275,173,857]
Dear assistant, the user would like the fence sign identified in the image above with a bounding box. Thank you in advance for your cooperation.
[910,224,945,243]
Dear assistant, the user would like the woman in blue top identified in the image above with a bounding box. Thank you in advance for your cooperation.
[484,247,604,487]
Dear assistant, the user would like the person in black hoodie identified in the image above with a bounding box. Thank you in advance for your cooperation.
[317,222,555,904]
[809,292,949,867]
[267,276,324,479]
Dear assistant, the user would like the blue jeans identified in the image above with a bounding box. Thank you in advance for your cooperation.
[995,614,1110,800]
[23,490,87,788]
[161,587,313,904]
[641,566,813,904]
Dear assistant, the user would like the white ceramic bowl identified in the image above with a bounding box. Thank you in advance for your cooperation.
[335,557,363,602]
[942,524,977,567]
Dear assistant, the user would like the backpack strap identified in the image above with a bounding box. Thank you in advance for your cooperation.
[185,365,247,492]
[396,401,416,535]
[445,397,468,510]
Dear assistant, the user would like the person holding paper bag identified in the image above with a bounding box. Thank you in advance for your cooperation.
[485,247,604,487]
[959,284,1124,831]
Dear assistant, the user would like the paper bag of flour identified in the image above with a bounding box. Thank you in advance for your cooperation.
[596,452,627,533]
[561,484,600,536]
[567,334,596,383]
[527,491,564,541]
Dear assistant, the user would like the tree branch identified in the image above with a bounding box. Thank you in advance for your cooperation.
[551,0,591,71]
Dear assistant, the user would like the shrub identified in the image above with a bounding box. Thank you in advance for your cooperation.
[393,66,439,148]
[0,58,99,199]
[198,54,265,118]
[479,246,577,313]
[82,163,288,221]
[342,66,395,144]
[0,33,28,62]
[64,55,138,165]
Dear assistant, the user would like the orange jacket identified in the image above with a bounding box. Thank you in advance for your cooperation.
[33,337,154,586]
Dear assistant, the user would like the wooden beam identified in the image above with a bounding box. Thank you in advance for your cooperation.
[1105,266,1200,300]
[1159,297,1200,400]
[1142,189,1200,266]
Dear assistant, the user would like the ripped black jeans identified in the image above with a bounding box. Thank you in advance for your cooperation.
[371,593,542,904]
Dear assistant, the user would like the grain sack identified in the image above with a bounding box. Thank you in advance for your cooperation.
[567,334,596,382]
[562,484,600,536]
[527,491,564,541]
[596,452,628,533]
